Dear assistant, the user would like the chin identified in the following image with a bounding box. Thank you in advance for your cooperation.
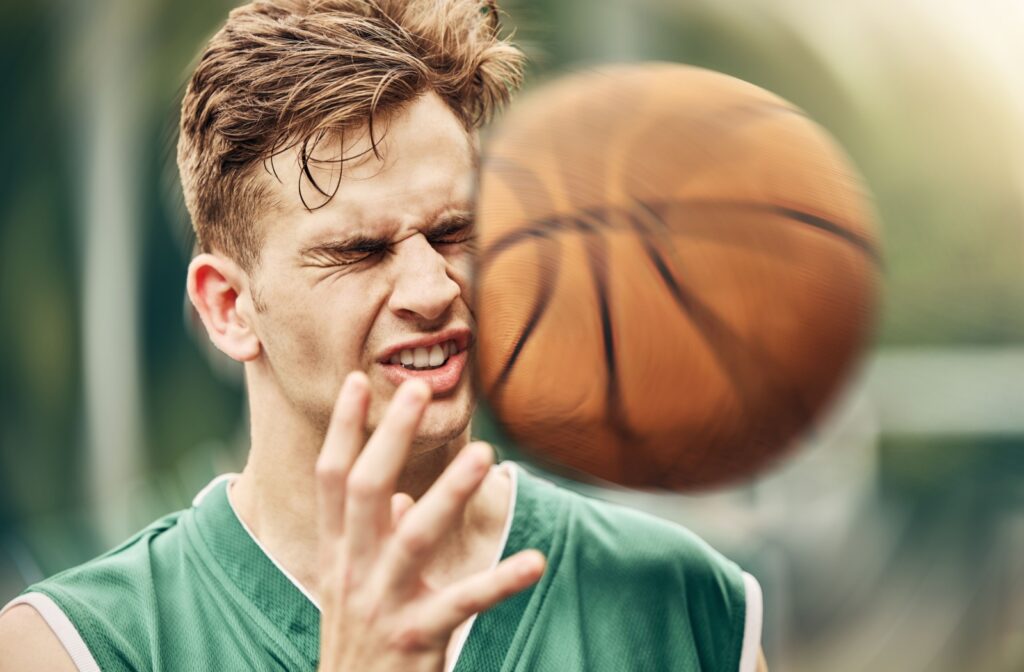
[416,387,475,445]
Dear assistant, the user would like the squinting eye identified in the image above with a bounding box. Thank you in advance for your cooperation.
[432,233,477,249]
[325,249,386,266]
[344,250,376,262]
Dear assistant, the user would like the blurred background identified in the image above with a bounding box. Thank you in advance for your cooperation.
[1,0,1022,670]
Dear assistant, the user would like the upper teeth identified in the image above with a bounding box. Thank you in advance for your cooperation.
[389,340,458,369]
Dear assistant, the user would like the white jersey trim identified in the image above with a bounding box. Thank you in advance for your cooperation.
[739,571,764,672]
[1,592,101,672]
[196,459,520,668]
[192,472,238,507]
[194,471,326,609]
[224,474,325,611]
[444,461,518,672]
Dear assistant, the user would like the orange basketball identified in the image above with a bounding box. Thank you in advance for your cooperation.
[473,63,881,490]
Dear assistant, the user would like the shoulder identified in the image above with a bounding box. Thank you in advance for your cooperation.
[36,509,186,610]
[0,602,80,672]
[563,486,748,617]
[0,509,189,672]
[539,475,764,672]
[562,482,742,582]
[515,466,741,577]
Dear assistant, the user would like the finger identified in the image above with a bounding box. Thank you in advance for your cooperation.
[315,371,370,540]
[384,442,493,587]
[343,379,431,567]
[390,492,415,531]
[421,550,546,638]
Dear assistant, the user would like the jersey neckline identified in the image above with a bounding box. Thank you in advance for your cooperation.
[187,460,534,670]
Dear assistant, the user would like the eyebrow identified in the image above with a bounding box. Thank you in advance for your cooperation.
[299,208,474,257]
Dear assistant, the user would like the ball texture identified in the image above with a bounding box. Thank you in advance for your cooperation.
[474,63,880,490]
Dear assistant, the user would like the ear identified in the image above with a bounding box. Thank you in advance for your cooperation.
[186,253,261,362]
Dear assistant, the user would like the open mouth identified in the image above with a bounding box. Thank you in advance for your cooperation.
[377,329,472,395]
[387,340,461,371]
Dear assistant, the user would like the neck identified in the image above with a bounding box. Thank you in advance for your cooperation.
[228,368,509,604]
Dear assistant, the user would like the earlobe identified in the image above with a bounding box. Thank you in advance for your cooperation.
[187,253,261,362]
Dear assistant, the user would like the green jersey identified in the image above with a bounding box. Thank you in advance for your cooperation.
[2,462,763,671]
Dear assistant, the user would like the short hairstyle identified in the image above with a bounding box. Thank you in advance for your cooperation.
[177,0,525,272]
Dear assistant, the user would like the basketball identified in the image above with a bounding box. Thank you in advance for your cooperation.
[473,63,881,490]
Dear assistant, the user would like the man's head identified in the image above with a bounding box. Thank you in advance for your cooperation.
[179,0,524,448]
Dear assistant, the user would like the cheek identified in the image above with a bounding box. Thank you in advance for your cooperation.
[257,288,356,367]
[258,302,330,372]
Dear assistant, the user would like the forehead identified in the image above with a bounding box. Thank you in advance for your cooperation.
[259,92,476,246]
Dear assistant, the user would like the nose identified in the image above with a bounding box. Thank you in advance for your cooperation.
[387,232,461,322]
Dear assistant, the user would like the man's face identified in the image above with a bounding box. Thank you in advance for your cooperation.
[247,92,477,449]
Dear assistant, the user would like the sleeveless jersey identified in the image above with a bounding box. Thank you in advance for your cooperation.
[2,462,763,671]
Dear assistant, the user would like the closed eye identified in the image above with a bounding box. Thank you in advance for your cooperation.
[333,247,388,265]
[300,211,475,269]
[304,241,390,267]
[427,217,477,251]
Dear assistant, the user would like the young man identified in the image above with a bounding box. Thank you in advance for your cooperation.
[0,1,767,669]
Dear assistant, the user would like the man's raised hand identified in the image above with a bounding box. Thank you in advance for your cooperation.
[315,372,545,672]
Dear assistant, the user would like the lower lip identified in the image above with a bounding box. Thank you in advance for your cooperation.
[378,350,468,396]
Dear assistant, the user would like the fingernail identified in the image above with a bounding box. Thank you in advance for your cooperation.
[462,452,486,476]
[343,371,366,397]
[402,380,431,404]
[518,552,543,575]
[466,443,492,470]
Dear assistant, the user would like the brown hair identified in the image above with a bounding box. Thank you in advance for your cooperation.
[177,0,525,271]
